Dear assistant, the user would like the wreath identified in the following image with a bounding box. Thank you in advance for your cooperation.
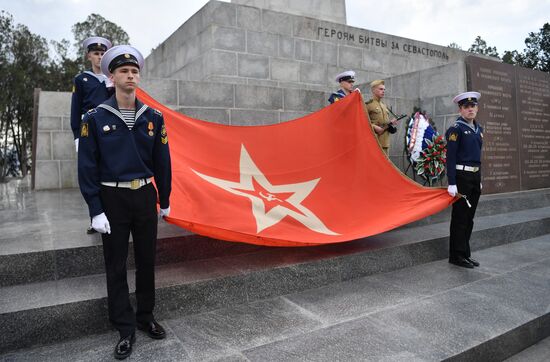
[415,134,446,186]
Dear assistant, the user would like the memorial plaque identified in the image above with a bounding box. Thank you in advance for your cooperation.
[466,56,550,193]
[516,66,550,190]
[466,56,520,193]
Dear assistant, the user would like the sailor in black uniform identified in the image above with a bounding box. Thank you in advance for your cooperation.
[446,91,484,269]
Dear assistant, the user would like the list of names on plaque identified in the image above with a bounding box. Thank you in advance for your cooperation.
[466,57,520,193]
[516,67,550,189]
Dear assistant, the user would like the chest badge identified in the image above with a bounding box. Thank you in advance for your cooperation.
[148,121,154,136]
[161,124,168,144]
[103,125,111,132]
[80,123,88,137]
[83,77,88,82]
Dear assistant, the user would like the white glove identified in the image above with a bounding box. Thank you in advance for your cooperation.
[92,212,111,234]
[480,182,483,190]
[447,185,457,197]
[354,88,361,93]
[75,138,79,152]
[159,207,170,219]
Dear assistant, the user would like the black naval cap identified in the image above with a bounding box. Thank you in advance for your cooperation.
[82,37,112,53]
[100,45,145,75]
[453,91,481,107]
[335,70,356,83]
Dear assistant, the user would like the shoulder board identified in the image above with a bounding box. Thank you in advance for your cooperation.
[86,108,97,115]
[365,99,374,104]
[153,109,163,116]
[452,123,460,128]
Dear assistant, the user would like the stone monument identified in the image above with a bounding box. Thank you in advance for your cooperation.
[33,0,550,193]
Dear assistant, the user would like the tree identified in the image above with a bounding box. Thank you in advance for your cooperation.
[448,42,462,50]
[0,11,50,180]
[502,50,524,65]
[468,36,500,59]
[0,11,131,180]
[501,23,550,72]
[72,13,130,70]
[46,39,80,91]
[521,23,550,72]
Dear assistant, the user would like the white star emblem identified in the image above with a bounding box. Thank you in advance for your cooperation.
[192,144,339,235]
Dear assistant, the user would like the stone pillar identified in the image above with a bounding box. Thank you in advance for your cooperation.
[231,0,347,24]
[34,91,76,189]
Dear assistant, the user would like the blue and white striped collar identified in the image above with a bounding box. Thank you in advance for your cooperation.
[83,70,108,83]
[456,118,478,132]
[98,95,148,123]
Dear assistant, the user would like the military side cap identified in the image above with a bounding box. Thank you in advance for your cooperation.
[101,45,144,75]
[335,70,356,83]
[370,79,384,88]
[453,91,481,106]
[82,36,112,53]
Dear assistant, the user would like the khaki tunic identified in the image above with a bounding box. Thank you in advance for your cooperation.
[366,98,391,149]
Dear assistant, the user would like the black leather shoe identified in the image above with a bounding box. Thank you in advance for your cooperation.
[466,257,480,267]
[114,333,135,360]
[449,257,474,269]
[138,320,166,339]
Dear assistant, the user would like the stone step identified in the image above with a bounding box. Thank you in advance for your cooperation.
[2,188,549,287]
[505,335,550,362]
[1,206,549,353]
[1,236,549,361]
[402,187,550,228]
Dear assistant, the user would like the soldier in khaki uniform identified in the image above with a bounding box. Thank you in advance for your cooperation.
[365,79,397,155]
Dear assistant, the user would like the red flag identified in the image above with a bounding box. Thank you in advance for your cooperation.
[137,89,454,247]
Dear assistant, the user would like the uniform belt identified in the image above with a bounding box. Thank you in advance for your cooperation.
[456,165,479,172]
[101,178,152,190]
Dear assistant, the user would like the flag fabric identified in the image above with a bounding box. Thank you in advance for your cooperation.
[137,88,455,247]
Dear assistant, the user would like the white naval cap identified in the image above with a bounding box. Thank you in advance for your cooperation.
[100,45,145,76]
[452,91,481,106]
[82,36,112,52]
[335,70,356,83]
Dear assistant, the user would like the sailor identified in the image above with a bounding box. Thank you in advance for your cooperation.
[446,91,483,269]
[70,36,113,148]
[328,70,360,103]
[78,44,171,360]
[71,36,113,234]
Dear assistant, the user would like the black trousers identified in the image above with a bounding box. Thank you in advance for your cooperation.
[449,170,481,259]
[100,183,158,338]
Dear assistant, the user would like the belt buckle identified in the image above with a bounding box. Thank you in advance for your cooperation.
[130,179,140,190]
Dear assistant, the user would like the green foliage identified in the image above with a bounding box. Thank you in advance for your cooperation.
[468,36,500,59]
[0,11,129,180]
[72,13,130,70]
[502,23,549,72]
[448,42,462,50]
[502,50,524,65]
[0,11,51,179]
[521,23,550,72]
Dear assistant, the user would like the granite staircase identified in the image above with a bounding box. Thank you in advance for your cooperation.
[1,180,549,360]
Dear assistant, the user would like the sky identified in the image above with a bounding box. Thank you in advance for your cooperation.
[1,0,549,58]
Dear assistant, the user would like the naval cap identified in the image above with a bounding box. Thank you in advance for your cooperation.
[370,79,385,88]
[100,45,144,76]
[453,91,481,106]
[335,70,356,83]
[82,36,112,53]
